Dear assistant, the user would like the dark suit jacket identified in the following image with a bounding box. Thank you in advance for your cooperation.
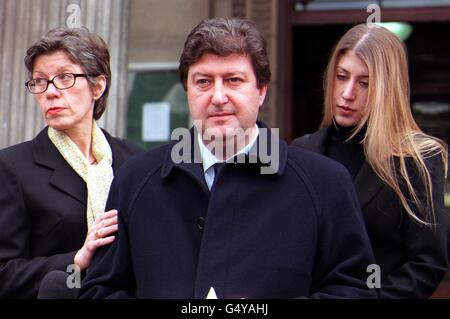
[292,126,448,298]
[80,126,377,299]
[0,127,143,298]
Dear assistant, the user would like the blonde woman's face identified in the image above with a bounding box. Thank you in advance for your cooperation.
[332,50,369,127]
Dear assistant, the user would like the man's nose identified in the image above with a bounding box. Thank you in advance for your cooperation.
[211,82,228,105]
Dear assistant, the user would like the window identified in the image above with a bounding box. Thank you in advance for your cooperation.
[127,63,190,150]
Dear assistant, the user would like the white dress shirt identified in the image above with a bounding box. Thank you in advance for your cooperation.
[197,125,259,190]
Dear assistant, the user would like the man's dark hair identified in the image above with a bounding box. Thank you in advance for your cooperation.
[179,17,271,90]
[24,27,111,120]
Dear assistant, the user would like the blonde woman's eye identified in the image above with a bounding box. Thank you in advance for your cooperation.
[336,74,346,81]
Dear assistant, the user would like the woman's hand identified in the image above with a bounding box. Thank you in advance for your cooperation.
[74,209,118,271]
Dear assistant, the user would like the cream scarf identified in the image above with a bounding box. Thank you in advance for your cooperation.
[48,121,114,229]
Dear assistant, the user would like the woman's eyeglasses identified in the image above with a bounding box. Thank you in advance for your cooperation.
[25,73,87,94]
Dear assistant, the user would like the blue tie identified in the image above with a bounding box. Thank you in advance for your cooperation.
[213,162,224,186]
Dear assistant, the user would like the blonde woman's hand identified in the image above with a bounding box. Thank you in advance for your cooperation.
[74,209,118,271]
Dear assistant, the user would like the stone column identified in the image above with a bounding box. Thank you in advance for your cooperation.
[0,0,129,148]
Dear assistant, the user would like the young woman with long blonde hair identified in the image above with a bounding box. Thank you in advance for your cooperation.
[293,23,448,298]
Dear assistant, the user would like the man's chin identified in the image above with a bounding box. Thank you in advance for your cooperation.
[202,125,235,141]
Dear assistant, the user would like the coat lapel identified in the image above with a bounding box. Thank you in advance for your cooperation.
[294,126,331,154]
[353,162,384,209]
[32,128,87,205]
[161,123,289,195]
[161,127,211,194]
[298,126,384,209]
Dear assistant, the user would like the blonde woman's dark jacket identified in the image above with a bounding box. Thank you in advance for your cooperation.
[292,126,448,298]
[0,127,143,298]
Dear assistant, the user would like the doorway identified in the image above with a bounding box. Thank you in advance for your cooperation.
[290,22,450,145]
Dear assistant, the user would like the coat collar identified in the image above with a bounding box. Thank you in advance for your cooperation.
[161,122,288,193]
[32,127,87,205]
[102,129,130,172]
[301,125,383,208]
[31,126,126,205]
[301,126,331,154]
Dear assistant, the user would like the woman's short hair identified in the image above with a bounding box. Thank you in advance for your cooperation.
[179,17,271,90]
[24,27,111,120]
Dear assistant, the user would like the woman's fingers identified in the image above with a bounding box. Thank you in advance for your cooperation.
[91,209,118,238]
[87,235,115,250]
[92,209,117,225]
[94,216,118,232]
[75,210,119,269]
[93,224,118,239]
[102,209,118,218]
[95,209,118,224]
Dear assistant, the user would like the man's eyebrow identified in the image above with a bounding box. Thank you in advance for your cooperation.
[191,71,247,77]
[224,71,246,77]
[191,72,210,77]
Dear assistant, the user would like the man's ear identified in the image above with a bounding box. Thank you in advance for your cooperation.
[93,75,107,100]
[258,84,268,107]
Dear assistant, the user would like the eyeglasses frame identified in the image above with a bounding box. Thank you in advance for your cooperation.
[25,73,88,94]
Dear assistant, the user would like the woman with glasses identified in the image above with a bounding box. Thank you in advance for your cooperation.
[292,24,448,298]
[0,28,142,298]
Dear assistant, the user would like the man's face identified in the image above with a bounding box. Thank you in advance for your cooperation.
[186,53,267,144]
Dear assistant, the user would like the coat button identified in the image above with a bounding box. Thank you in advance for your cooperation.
[197,217,205,230]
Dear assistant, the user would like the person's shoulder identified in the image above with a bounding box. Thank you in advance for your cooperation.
[0,139,34,165]
[402,149,447,187]
[288,145,349,179]
[423,150,447,172]
[114,142,173,180]
[102,130,144,156]
[291,127,328,149]
[0,140,38,184]
[291,134,313,148]
[286,145,356,206]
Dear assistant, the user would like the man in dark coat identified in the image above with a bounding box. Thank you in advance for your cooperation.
[79,17,377,299]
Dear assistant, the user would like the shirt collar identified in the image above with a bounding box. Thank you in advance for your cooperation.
[197,124,260,173]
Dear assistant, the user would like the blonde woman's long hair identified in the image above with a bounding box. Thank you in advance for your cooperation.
[321,24,448,226]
